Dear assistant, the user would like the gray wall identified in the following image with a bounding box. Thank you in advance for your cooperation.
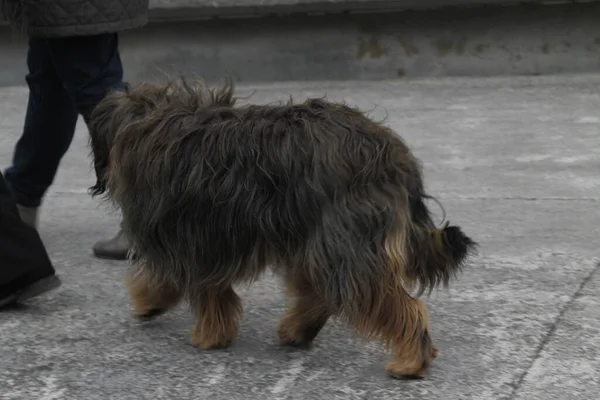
[147,0,594,18]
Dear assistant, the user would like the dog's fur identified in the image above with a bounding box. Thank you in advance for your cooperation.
[88,78,476,379]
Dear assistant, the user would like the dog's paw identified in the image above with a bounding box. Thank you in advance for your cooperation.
[191,338,233,350]
[386,340,437,379]
[277,325,319,349]
[134,308,166,321]
[385,359,429,380]
[190,331,235,350]
[277,316,327,349]
[278,330,311,348]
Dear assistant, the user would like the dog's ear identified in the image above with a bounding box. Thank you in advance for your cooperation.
[87,90,130,196]
[212,77,236,107]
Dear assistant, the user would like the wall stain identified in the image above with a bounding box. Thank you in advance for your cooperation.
[357,36,389,59]
[474,43,490,53]
[397,68,406,78]
[432,37,467,57]
[398,37,419,57]
[541,43,550,54]
[455,37,467,55]
[433,38,453,56]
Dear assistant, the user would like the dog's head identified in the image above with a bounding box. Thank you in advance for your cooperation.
[87,86,136,196]
[87,78,237,196]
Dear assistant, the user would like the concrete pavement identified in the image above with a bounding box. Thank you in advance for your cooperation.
[1,74,599,399]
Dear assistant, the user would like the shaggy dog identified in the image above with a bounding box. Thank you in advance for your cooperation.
[88,79,476,379]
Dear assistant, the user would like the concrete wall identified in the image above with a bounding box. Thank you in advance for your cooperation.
[2,0,589,22]
[146,0,589,19]
[2,2,600,85]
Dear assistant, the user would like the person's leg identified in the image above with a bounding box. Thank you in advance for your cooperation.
[45,33,127,123]
[0,172,61,309]
[44,33,130,260]
[3,37,79,227]
[91,222,130,260]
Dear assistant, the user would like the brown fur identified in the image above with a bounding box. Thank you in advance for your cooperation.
[125,267,182,320]
[88,78,477,379]
[189,285,243,350]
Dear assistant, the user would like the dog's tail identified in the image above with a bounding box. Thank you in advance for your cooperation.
[386,191,477,296]
[376,192,477,297]
[406,221,477,295]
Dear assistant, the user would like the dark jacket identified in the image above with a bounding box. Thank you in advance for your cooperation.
[0,0,149,37]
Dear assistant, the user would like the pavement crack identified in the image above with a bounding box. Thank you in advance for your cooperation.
[505,261,600,400]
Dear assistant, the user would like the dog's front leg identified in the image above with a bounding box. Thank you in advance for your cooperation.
[189,285,242,350]
[277,272,331,348]
[125,267,182,320]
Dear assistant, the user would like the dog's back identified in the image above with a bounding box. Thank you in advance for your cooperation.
[119,97,418,285]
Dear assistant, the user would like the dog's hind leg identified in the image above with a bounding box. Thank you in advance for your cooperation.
[277,272,331,348]
[349,287,435,379]
[189,285,242,350]
[383,297,436,379]
[125,267,182,320]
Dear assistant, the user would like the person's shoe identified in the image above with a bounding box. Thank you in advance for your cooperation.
[92,228,130,260]
[0,274,62,310]
[16,205,39,228]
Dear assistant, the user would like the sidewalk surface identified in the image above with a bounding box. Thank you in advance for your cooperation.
[0,74,599,400]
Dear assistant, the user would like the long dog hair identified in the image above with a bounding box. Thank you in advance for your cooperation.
[88,78,476,379]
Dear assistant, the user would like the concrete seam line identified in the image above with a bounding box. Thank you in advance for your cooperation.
[504,260,600,399]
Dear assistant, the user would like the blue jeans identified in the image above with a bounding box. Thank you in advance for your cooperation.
[4,33,126,207]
